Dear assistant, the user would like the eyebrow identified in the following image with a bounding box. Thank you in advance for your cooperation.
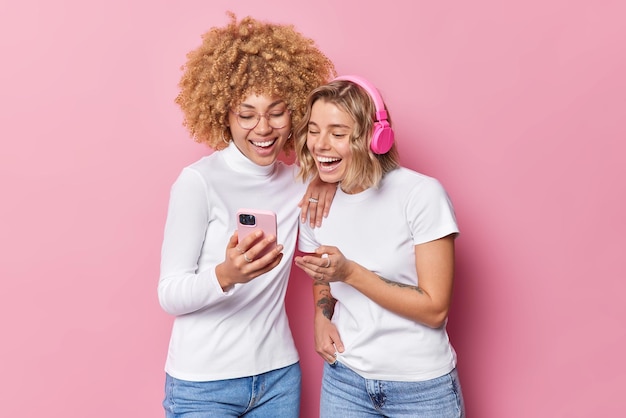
[239,100,286,110]
[308,121,351,129]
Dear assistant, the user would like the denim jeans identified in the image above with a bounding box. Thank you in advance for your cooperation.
[320,361,464,417]
[163,363,301,417]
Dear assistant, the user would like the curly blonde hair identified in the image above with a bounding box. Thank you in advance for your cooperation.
[295,80,400,192]
[175,12,336,151]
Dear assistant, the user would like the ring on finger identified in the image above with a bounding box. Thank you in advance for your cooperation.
[308,197,319,204]
[324,257,331,268]
[243,253,253,263]
[236,247,245,254]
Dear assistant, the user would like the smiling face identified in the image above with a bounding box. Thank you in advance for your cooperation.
[306,99,365,194]
[228,94,292,166]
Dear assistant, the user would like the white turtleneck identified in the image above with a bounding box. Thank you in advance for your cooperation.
[159,142,305,381]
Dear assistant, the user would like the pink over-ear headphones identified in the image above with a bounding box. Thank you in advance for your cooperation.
[333,75,395,154]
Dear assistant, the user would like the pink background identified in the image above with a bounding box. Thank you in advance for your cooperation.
[1,0,624,416]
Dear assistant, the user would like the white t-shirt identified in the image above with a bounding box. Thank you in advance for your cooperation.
[158,142,303,382]
[299,167,460,381]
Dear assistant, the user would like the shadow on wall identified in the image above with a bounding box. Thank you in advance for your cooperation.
[446,240,489,417]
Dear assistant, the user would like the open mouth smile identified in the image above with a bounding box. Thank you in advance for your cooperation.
[317,156,342,171]
[250,139,277,148]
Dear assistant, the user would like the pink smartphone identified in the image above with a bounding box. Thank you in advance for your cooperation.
[236,208,278,257]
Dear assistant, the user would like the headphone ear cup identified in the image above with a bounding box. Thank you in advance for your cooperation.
[370,122,394,154]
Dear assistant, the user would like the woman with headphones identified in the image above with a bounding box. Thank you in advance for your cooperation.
[294,76,465,417]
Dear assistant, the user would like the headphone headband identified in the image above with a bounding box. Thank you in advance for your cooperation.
[334,75,388,121]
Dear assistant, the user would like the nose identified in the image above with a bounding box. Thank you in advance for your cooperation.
[314,132,331,150]
[253,115,272,135]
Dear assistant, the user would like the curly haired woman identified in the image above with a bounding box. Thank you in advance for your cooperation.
[158,13,336,417]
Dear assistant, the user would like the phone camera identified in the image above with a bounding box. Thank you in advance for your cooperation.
[239,214,256,226]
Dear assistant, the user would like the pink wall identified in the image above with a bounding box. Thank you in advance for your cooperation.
[1,1,624,416]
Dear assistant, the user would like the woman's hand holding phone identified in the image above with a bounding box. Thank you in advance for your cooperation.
[215,209,283,291]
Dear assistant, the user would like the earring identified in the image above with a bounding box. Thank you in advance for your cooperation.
[222,130,231,145]
[288,131,293,139]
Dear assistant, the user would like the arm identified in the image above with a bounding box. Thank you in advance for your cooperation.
[346,235,455,328]
[312,281,345,363]
[297,235,456,328]
[158,169,217,316]
[298,176,337,227]
[295,251,345,363]
[158,169,284,315]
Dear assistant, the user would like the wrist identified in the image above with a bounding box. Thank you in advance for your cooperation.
[314,310,332,322]
[215,263,234,291]
[342,260,361,286]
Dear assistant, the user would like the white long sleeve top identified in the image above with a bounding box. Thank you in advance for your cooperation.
[158,142,305,382]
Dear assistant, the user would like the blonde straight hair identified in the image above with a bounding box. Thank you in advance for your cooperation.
[295,80,400,192]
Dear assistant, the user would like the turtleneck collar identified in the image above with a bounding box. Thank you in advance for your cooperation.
[222,141,277,178]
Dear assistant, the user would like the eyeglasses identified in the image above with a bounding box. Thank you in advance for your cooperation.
[230,107,292,130]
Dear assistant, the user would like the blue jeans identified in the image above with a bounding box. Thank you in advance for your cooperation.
[163,363,301,417]
[320,362,465,417]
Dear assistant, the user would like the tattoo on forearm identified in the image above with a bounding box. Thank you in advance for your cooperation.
[378,275,424,294]
[314,282,337,320]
